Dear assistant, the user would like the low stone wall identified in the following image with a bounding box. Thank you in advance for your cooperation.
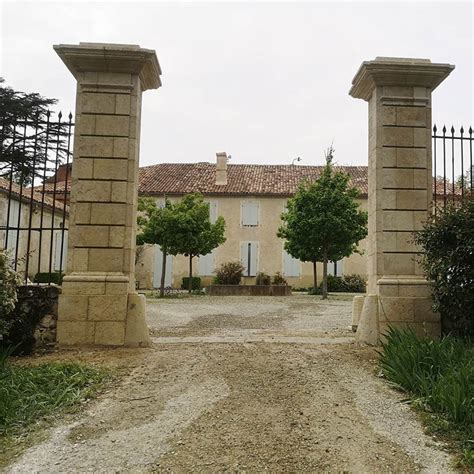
[206,285,292,296]
[17,285,60,347]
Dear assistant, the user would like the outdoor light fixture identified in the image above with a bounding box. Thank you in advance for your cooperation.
[292,157,302,165]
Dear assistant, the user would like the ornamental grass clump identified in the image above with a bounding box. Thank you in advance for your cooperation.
[379,327,473,466]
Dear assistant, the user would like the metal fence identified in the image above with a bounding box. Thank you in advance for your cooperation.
[0,111,74,284]
[433,124,473,214]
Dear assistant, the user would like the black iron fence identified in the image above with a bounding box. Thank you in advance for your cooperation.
[432,124,473,214]
[0,111,74,284]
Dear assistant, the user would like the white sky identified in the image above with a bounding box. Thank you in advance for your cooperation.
[1,1,473,168]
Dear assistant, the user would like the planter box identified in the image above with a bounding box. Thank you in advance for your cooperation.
[206,285,292,296]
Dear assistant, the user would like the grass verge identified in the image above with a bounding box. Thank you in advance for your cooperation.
[379,327,473,468]
[0,350,111,461]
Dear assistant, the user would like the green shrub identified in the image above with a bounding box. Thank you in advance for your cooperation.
[181,277,201,290]
[316,274,366,293]
[308,286,322,295]
[341,274,366,293]
[256,272,271,285]
[414,199,474,337]
[0,250,22,343]
[379,327,473,465]
[33,272,63,285]
[272,272,287,285]
[214,261,244,285]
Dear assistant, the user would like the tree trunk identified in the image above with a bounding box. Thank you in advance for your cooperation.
[188,255,193,293]
[322,252,328,300]
[312,261,317,293]
[159,247,167,298]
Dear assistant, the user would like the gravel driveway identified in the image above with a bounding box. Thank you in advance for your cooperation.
[6,294,454,473]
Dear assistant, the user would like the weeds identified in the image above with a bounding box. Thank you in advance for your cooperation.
[379,327,474,467]
[0,353,110,441]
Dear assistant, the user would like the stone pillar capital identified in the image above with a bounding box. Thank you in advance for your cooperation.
[54,42,162,91]
[349,57,454,101]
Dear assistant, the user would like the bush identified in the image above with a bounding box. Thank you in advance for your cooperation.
[214,261,244,285]
[341,274,366,293]
[255,272,271,285]
[272,272,287,285]
[0,250,22,344]
[33,272,63,285]
[414,199,474,337]
[379,327,473,466]
[181,277,201,290]
[316,274,366,293]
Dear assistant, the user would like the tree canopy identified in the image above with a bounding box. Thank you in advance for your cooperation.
[137,193,226,293]
[0,78,71,184]
[278,148,368,298]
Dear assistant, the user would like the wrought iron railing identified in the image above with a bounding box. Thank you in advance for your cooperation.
[433,125,473,214]
[0,111,74,284]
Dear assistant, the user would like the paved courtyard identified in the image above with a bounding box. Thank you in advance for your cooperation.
[6,295,453,473]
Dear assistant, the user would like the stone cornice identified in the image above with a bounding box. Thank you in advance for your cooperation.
[54,42,162,91]
[349,57,454,101]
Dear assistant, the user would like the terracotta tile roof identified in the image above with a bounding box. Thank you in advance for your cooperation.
[35,163,464,199]
[138,163,369,197]
[0,177,68,213]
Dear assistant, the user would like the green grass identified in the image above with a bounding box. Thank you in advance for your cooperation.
[0,350,110,445]
[379,327,474,468]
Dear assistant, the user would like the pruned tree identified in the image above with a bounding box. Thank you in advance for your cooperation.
[0,78,71,185]
[278,146,368,299]
[136,197,181,297]
[172,193,226,292]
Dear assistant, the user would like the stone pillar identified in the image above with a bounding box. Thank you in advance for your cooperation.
[54,43,162,346]
[349,57,454,343]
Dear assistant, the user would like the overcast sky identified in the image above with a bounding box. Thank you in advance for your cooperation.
[1,1,473,168]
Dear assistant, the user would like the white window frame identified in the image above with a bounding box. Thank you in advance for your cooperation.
[241,201,260,227]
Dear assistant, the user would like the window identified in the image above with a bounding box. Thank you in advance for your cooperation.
[54,230,68,272]
[205,200,218,224]
[6,200,20,254]
[283,248,300,277]
[328,259,344,277]
[240,241,258,276]
[198,249,215,276]
[155,198,165,209]
[241,201,259,227]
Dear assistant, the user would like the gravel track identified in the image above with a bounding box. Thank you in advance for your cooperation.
[4,295,453,473]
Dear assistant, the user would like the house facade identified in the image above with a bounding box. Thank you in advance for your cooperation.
[135,154,369,289]
[0,177,68,279]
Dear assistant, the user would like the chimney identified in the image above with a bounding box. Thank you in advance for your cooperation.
[215,152,228,185]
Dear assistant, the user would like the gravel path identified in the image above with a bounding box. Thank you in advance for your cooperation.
[4,294,454,473]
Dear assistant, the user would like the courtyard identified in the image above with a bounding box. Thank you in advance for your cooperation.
[5,295,453,473]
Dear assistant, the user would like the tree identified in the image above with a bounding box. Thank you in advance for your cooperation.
[278,147,368,299]
[172,194,226,292]
[136,197,180,297]
[0,78,71,185]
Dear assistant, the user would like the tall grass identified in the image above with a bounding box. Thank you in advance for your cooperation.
[0,349,109,439]
[379,327,474,466]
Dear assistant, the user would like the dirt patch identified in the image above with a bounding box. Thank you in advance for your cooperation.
[4,296,454,473]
